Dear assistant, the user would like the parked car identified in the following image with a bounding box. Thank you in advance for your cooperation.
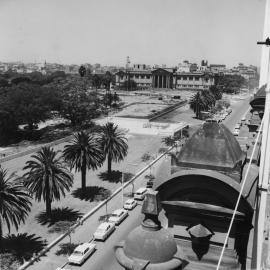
[134,187,148,200]
[235,123,241,130]
[205,118,217,123]
[227,108,232,114]
[108,209,128,225]
[68,242,96,265]
[124,198,137,210]
[233,129,240,136]
[94,222,115,241]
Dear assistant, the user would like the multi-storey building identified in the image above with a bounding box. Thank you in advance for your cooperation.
[115,64,215,90]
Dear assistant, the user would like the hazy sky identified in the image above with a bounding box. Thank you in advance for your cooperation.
[0,0,266,67]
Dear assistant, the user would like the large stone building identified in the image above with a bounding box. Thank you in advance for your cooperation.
[115,66,215,90]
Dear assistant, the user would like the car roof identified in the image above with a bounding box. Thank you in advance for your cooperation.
[113,209,124,215]
[75,243,95,252]
[98,222,111,229]
[125,199,135,203]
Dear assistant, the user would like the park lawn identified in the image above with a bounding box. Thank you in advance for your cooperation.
[1,133,163,244]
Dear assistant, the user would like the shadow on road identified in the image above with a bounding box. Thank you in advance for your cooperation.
[0,233,47,263]
[36,207,83,227]
[55,242,79,256]
[72,186,111,202]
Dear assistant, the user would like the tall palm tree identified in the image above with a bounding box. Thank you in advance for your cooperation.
[23,146,73,218]
[189,91,215,118]
[189,92,206,118]
[63,131,104,190]
[0,166,31,241]
[98,122,128,175]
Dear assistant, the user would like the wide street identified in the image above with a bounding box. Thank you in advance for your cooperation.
[23,95,252,270]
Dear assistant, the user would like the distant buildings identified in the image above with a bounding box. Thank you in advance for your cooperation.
[0,60,258,87]
[209,64,226,73]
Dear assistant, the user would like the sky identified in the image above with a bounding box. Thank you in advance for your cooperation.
[0,0,267,67]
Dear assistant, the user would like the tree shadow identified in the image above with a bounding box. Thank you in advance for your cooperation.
[98,214,112,222]
[48,220,75,234]
[72,186,111,202]
[36,207,83,227]
[124,191,134,198]
[98,170,134,183]
[0,233,47,263]
[55,242,78,256]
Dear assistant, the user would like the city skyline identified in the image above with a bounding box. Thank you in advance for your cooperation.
[0,0,266,67]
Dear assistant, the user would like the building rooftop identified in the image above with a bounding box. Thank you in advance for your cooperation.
[175,121,246,178]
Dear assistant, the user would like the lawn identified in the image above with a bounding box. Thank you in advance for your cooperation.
[1,133,163,246]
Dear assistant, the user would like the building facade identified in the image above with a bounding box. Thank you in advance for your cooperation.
[115,67,215,90]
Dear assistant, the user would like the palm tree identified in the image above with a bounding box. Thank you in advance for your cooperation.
[63,131,104,190]
[190,92,205,118]
[189,91,215,118]
[162,136,176,148]
[98,122,128,175]
[23,146,73,218]
[0,166,31,241]
[209,85,222,100]
[79,65,86,77]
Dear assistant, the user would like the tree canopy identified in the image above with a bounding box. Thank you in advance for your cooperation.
[0,166,32,240]
[98,122,128,175]
[63,131,104,190]
[189,90,216,118]
[23,147,73,218]
[215,74,247,94]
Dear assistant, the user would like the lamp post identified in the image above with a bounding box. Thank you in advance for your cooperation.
[121,163,139,207]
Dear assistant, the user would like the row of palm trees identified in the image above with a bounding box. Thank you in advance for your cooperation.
[0,122,128,241]
[189,87,222,119]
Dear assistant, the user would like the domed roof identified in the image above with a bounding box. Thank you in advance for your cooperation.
[114,191,185,269]
[176,122,245,176]
[123,226,177,263]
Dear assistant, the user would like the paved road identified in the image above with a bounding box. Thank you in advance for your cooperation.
[24,96,252,270]
[222,96,250,131]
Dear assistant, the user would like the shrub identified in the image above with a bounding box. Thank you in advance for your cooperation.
[141,153,152,162]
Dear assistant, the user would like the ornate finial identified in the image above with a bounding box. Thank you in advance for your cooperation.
[141,190,162,230]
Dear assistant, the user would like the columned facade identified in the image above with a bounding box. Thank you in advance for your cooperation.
[115,68,215,90]
[152,68,174,89]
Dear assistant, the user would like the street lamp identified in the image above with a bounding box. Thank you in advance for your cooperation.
[121,163,139,207]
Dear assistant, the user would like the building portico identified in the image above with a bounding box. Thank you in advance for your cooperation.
[152,68,174,89]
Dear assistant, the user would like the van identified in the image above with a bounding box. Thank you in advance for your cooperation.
[134,187,148,200]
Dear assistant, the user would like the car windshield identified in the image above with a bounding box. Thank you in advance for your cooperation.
[73,250,83,256]
[111,214,118,217]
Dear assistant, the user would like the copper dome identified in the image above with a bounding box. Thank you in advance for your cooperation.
[123,225,177,263]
